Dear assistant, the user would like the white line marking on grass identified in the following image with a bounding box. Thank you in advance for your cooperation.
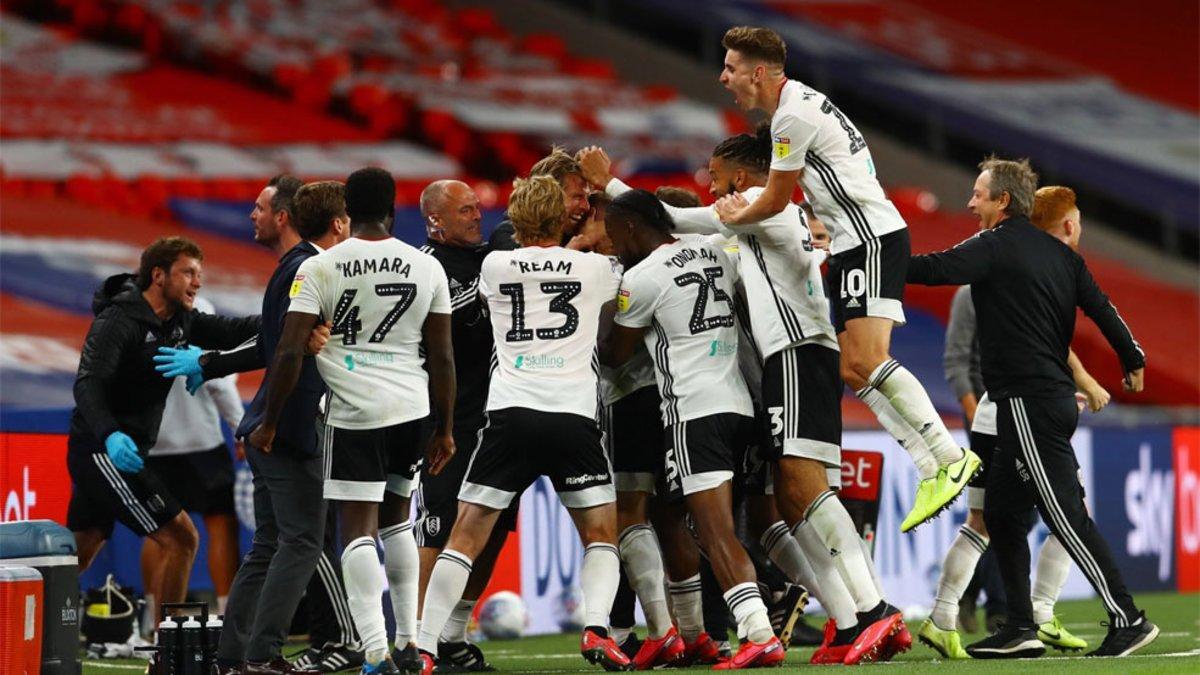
[82,664,148,671]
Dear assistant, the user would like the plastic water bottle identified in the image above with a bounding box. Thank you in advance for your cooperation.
[181,617,204,675]
[203,615,223,672]
[157,618,180,675]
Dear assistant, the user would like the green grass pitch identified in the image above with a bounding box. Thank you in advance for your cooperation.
[83,592,1198,673]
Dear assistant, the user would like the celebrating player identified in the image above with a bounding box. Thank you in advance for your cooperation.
[712,26,979,532]
[600,189,786,669]
[250,169,458,675]
[417,175,629,673]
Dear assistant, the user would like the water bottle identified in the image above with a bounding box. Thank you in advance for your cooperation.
[181,616,204,675]
[157,618,180,675]
[203,615,223,672]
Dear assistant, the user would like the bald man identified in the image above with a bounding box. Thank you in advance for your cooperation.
[413,180,513,671]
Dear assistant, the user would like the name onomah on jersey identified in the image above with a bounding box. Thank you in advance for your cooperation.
[663,246,719,269]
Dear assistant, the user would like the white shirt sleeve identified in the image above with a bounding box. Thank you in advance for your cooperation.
[287,257,325,316]
[204,374,244,431]
[428,259,452,314]
[605,176,729,237]
[614,267,659,329]
[770,112,819,172]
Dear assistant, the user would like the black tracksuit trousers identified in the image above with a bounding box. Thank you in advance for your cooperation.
[984,395,1141,629]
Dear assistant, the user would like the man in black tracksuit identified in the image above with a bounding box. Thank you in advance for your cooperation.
[413,180,513,670]
[907,159,1155,659]
[68,237,259,614]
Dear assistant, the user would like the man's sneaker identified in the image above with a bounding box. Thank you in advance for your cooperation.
[680,632,722,666]
[966,625,1045,659]
[391,645,423,674]
[360,658,400,675]
[767,583,808,648]
[1037,615,1088,652]
[292,648,323,671]
[789,617,825,647]
[436,641,495,671]
[844,603,904,664]
[631,627,685,669]
[917,619,968,659]
[712,637,786,670]
[810,619,854,665]
[902,450,980,532]
[1086,615,1159,657]
[581,628,633,671]
[301,645,364,673]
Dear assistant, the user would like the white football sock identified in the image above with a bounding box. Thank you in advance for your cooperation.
[581,543,621,631]
[856,535,886,599]
[805,491,881,612]
[341,537,388,664]
[380,522,420,648]
[867,361,962,468]
[667,574,704,641]
[760,521,817,590]
[723,582,773,644]
[417,550,472,654]
[618,525,672,639]
[1032,534,1072,625]
[439,599,475,643]
[857,385,938,479]
[931,524,988,631]
[791,520,858,630]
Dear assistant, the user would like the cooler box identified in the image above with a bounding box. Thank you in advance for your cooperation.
[0,566,43,675]
[0,520,80,675]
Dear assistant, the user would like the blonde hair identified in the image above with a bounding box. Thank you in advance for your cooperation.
[529,146,583,186]
[1031,186,1078,234]
[508,175,566,245]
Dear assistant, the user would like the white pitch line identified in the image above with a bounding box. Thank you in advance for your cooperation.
[81,664,147,671]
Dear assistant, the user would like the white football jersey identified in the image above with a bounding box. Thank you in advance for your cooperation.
[605,178,837,361]
[480,246,621,419]
[771,79,906,255]
[290,237,450,430]
[615,236,753,425]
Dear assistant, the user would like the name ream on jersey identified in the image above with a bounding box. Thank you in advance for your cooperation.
[662,246,718,269]
[513,259,572,275]
[336,257,412,279]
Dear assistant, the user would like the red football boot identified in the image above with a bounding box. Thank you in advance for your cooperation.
[843,609,904,665]
[879,620,913,661]
[417,650,435,675]
[712,636,787,670]
[809,619,853,665]
[581,628,634,671]
[631,627,685,670]
[682,632,723,666]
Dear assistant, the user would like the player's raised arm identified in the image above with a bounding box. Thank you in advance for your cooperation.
[714,167,800,226]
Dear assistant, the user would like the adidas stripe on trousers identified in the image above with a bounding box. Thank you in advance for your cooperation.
[984,396,1140,628]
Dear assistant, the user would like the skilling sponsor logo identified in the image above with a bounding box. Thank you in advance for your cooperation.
[514,354,565,370]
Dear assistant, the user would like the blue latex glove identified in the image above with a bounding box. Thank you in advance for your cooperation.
[104,431,143,473]
[185,372,205,395]
[154,345,203,378]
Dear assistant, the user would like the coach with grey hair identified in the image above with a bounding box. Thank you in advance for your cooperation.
[905,157,1154,659]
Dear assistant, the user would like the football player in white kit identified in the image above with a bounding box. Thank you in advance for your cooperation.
[712,26,980,533]
[249,169,457,675]
[416,175,632,673]
[581,132,909,664]
[600,189,786,670]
